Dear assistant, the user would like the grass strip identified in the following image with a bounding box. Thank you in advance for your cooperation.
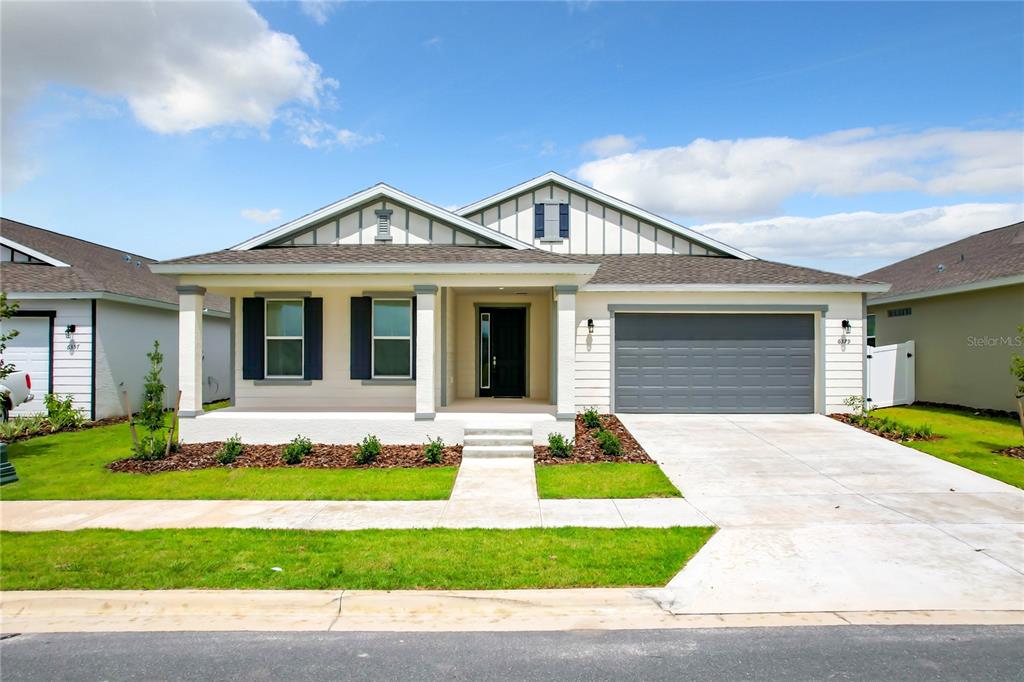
[536,463,682,499]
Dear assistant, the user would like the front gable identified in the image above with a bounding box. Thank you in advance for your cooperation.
[233,184,530,251]
[457,172,753,259]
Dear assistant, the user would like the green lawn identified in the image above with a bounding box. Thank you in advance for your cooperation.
[0,421,456,501]
[875,405,1023,489]
[535,463,682,499]
[0,526,715,590]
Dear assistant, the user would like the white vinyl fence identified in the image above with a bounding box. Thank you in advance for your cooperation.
[866,340,916,409]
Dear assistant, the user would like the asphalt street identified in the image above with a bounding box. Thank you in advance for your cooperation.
[1,626,1022,681]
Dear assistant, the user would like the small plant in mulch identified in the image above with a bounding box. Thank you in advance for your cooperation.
[595,428,622,456]
[547,432,574,458]
[581,407,602,430]
[217,434,243,465]
[423,436,444,464]
[831,412,938,443]
[534,414,651,464]
[355,434,382,465]
[282,435,313,465]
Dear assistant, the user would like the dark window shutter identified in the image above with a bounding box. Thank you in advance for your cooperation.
[559,203,569,238]
[241,297,265,380]
[534,204,544,238]
[350,296,372,380]
[303,297,323,380]
[410,296,417,379]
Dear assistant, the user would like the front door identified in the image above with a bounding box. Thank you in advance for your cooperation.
[479,307,527,398]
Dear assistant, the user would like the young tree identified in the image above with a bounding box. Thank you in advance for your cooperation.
[1011,324,1024,438]
[0,293,20,382]
[135,340,168,459]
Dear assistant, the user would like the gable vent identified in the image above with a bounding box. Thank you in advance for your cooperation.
[375,209,394,242]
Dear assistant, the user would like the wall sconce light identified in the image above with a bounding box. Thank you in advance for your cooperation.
[841,319,852,331]
[64,324,76,337]
[587,319,595,334]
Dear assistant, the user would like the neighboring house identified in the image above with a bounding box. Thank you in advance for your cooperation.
[150,172,887,445]
[862,221,1024,413]
[0,219,231,419]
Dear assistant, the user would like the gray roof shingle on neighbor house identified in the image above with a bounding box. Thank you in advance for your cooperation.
[584,255,883,287]
[861,221,1024,301]
[1,218,228,312]
[159,244,880,288]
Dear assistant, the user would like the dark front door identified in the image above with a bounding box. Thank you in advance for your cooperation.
[479,307,527,398]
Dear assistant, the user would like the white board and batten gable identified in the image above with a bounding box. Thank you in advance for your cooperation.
[456,172,752,259]
[232,184,528,251]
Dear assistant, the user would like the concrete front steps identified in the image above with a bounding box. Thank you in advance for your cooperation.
[462,425,535,458]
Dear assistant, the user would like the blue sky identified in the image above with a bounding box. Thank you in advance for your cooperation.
[2,1,1022,274]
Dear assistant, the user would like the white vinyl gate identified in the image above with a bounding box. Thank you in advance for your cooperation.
[866,341,915,409]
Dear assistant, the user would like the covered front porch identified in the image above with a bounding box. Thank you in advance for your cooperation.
[173,277,582,445]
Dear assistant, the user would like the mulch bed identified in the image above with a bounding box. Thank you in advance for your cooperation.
[535,414,653,465]
[828,413,941,443]
[108,442,462,474]
[995,446,1024,461]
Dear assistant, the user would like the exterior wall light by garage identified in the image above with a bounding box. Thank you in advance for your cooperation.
[587,319,595,334]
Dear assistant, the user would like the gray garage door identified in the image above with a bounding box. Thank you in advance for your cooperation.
[614,313,815,413]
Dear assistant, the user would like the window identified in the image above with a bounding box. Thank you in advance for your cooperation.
[372,298,412,377]
[887,307,912,318]
[266,299,304,378]
[480,312,491,389]
[534,202,568,240]
[866,314,876,347]
[543,203,560,239]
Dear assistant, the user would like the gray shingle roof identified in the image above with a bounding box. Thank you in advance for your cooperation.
[1,218,228,311]
[158,244,879,287]
[160,244,585,265]
[585,255,881,286]
[861,222,1024,301]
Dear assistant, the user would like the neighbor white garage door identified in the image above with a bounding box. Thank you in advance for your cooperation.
[0,316,51,416]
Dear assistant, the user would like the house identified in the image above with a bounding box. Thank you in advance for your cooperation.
[862,221,1024,412]
[149,172,888,445]
[0,219,231,419]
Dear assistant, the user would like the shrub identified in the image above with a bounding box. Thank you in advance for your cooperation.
[596,428,622,456]
[217,434,243,465]
[283,435,313,465]
[0,414,47,440]
[356,434,381,465]
[133,433,167,461]
[581,408,602,429]
[547,432,574,458]
[423,436,444,464]
[43,393,85,432]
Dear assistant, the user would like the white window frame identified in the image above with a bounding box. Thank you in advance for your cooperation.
[371,297,413,379]
[265,298,304,379]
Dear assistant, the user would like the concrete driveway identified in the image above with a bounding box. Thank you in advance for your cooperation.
[618,413,1024,615]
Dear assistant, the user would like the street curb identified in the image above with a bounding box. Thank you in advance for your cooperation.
[2,590,1022,633]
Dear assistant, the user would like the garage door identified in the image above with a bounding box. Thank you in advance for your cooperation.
[614,313,814,413]
[0,316,51,416]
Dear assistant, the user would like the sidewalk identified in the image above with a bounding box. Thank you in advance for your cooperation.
[2,589,1020,633]
[0,498,711,531]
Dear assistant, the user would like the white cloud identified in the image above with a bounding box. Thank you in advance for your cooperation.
[581,134,643,158]
[300,1,337,25]
[422,36,443,48]
[285,114,383,150]
[693,203,1024,262]
[577,127,1024,221]
[241,208,283,224]
[1,1,335,190]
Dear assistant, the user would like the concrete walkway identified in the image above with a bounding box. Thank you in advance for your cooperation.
[2,589,1020,633]
[619,413,1024,615]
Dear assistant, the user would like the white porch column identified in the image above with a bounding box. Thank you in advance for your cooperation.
[555,285,577,420]
[414,285,437,420]
[176,285,205,418]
